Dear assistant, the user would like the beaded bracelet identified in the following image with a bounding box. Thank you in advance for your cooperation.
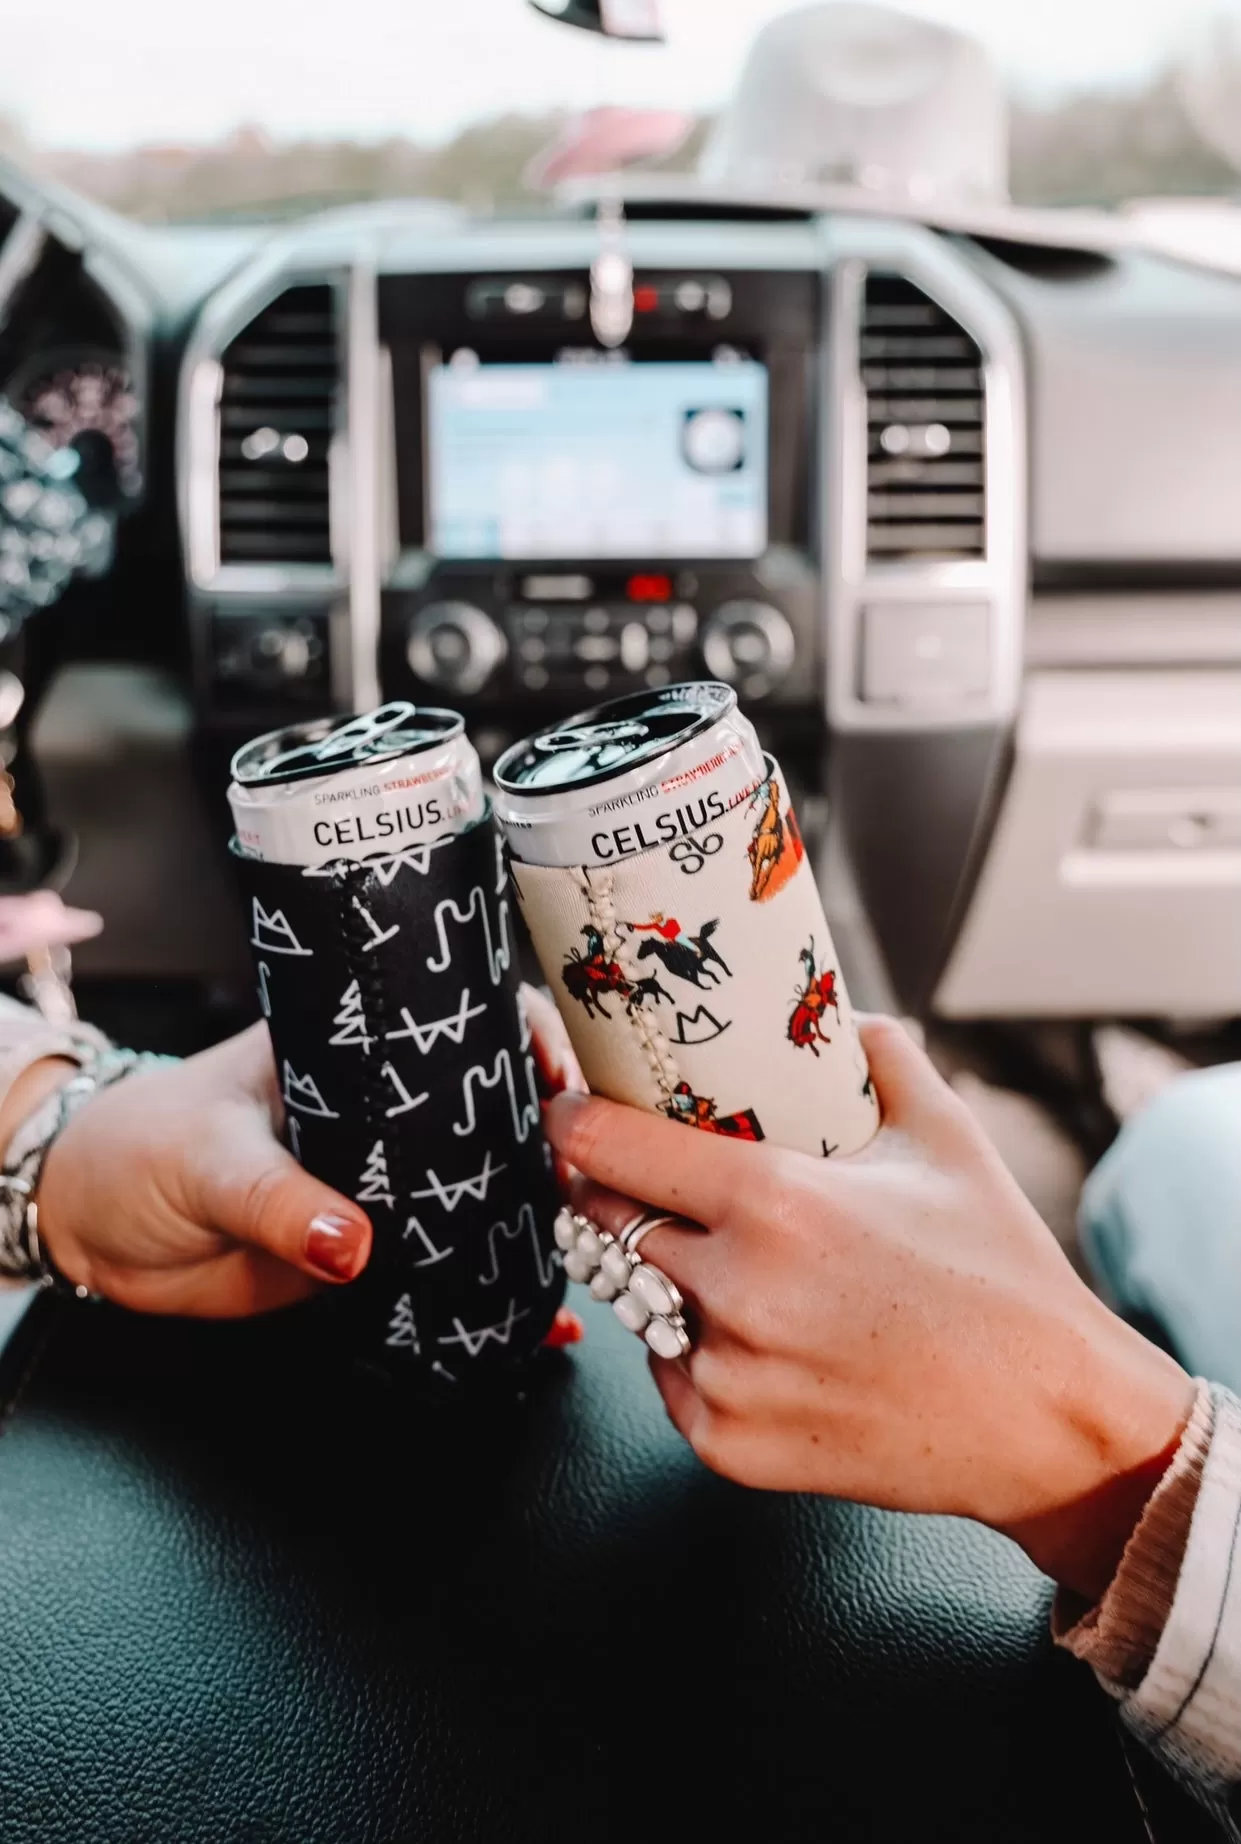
[0,1046,179,1294]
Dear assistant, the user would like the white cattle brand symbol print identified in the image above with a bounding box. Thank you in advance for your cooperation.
[409,1151,508,1213]
[478,1203,558,1289]
[493,831,507,898]
[386,1292,420,1353]
[436,1298,530,1358]
[431,1361,459,1385]
[381,1061,428,1119]
[282,1062,339,1118]
[516,987,533,1053]
[357,1139,395,1208]
[287,1115,302,1161]
[371,846,431,885]
[425,886,512,986]
[352,896,400,952]
[303,846,432,885]
[256,961,273,1019]
[403,1214,453,1268]
[251,900,312,957]
[452,1051,539,1144]
[384,988,487,1054]
[329,979,375,1053]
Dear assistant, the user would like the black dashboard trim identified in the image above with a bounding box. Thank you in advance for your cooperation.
[1033,559,1241,592]
[834,724,1014,1014]
[378,265,820,557]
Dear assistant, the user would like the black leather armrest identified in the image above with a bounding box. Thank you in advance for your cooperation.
[0,1291,1211,1842]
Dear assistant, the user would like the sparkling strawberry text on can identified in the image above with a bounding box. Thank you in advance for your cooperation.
[493,682,768,870]
[229,702,485,867]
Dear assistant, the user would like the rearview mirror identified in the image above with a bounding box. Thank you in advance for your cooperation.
[528,0,665,41]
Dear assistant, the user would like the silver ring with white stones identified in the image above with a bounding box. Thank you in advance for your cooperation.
[591,1208,667,1304]
[553,1206,694,1360]
[553,1207,612,1285]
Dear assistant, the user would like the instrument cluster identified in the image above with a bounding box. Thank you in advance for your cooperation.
[0,195,150,528]
[5,347,142,511]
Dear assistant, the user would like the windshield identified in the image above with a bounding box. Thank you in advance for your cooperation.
[4,0,1241,223]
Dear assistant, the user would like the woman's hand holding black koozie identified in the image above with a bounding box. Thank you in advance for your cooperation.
[229,707,564,1381]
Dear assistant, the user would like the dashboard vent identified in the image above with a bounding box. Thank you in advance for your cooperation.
[217,284,338,566]
[862,275,985,561]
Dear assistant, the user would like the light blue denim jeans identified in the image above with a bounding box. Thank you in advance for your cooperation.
[1080,1063,1241,1393]
[0,1284,33,1352]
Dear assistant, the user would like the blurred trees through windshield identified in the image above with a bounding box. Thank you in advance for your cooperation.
[3,65,1238,223]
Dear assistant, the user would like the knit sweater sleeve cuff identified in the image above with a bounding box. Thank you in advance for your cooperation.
[1053,1378,1214,1691]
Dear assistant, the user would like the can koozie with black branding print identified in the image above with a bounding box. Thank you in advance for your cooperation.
[231,814,564,1382]
[508,759,880,1160]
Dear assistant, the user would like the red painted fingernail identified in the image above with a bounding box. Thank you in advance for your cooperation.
[542,1307,585,1349]
[305,1214,367,1282]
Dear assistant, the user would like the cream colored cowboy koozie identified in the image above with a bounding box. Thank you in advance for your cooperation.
[510,760,879,1159]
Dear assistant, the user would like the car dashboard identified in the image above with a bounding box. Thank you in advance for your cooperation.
[2,169,1238,1023]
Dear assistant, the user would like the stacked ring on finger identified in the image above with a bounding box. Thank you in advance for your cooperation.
[552,1206,692,1359]
[553,1207,608,1285]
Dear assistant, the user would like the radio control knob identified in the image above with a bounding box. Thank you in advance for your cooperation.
[407,601,507,695]
[700,600,795,694]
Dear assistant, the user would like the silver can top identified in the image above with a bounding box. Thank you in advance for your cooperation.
[228,702,483,868]
[494,682,767,870]
[493,683,738,796]
[231,702,466,788]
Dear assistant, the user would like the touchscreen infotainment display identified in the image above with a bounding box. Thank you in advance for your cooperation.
[426,355,768,560]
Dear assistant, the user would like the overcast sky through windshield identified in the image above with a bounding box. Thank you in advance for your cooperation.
[0,0,1220,150]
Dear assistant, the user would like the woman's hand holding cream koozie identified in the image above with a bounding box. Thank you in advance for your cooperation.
[495,683,879,1161]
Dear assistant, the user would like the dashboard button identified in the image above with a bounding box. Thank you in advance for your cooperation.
[861,602,990,704]
[252,626,312,678]
[247,622,322,681]
[574,634,618,663]
[619,621,650,674]
[406,600,507,695]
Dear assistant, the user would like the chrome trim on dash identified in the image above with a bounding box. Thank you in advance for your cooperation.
[345,261,381,713]
[821,218,1028,734]
[0,215,46,336]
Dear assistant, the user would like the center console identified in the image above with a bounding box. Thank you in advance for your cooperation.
[179,214,1028,1014]
[377,266,821,720]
